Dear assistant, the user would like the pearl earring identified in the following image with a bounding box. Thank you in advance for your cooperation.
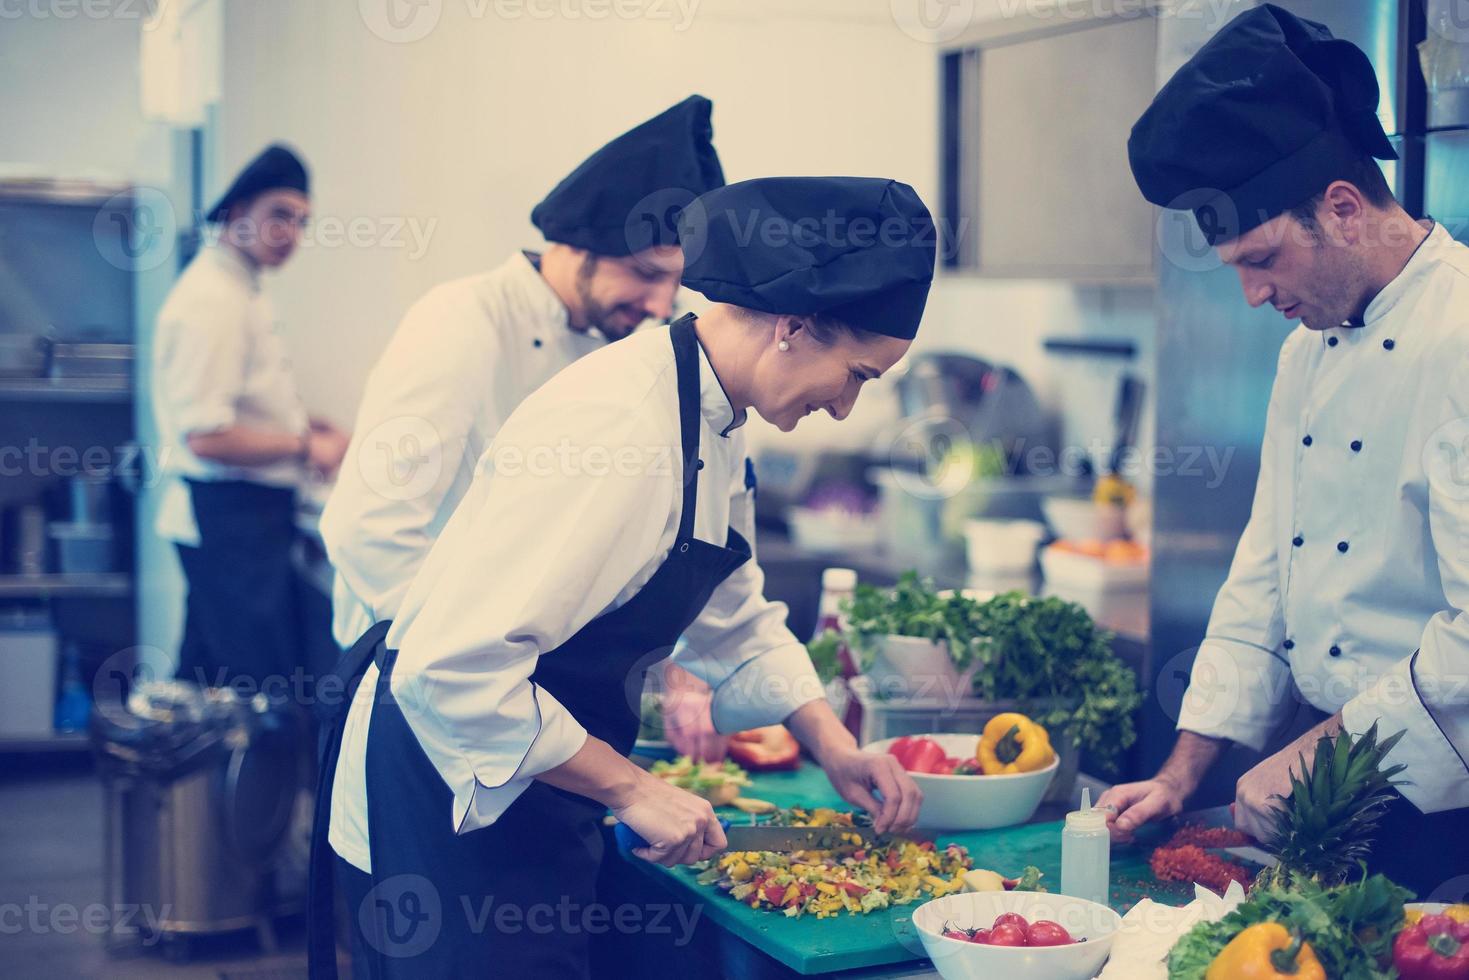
[778,340,790,352]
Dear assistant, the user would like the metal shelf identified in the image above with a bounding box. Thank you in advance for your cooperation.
[0,377,132,403]
[0,573,132,599]
[0,732,89,753]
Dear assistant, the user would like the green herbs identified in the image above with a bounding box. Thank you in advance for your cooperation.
[843,572,985,671]
[1167,872,1411,980]
[806,629,846,685]
[838,574,1142,775]
[963,591,1143,776]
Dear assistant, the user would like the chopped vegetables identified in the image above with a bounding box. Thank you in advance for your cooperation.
[650,756,751,806]
[692,807,973,918]
[730,797,778,815]
[1148,825,1255,895]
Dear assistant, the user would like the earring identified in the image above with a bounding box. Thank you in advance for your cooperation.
[778,340,790,351]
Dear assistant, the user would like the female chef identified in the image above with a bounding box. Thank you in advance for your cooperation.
[309,176,937,978]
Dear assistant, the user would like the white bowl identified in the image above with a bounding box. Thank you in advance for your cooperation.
[861,635,977,704]
[865,733,1058,829]
[913,891,1121,980]
[788,505,879,553]
[1041,496,1098,542]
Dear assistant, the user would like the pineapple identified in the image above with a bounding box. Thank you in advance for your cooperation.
[1256,721,1408,888]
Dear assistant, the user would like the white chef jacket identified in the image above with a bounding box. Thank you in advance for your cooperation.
[1180,223,1469,814]
[151,245,309,545]
[329,323,825,872]
[320,252,603,646]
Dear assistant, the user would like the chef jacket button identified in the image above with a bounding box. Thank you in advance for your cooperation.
[1302,435,1312,447]
[1350,440,1363,452]
[1383,338,1395,350]
[533,338,543,348]
[1283,639,1295,650]
[1329,645,1342,657]
[1327,336,1339,347]
[1337,540,1349,553]
[696,459,705,470]
[1292,535,1304,547]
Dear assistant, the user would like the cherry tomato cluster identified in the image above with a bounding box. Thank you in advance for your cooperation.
[888,736,983,776]
[940,912,1082,947]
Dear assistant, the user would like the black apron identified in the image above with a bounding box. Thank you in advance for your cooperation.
[176,479,310,690]
[308,315,751,978]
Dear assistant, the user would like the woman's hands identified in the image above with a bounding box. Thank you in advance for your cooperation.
[610,769,728,867]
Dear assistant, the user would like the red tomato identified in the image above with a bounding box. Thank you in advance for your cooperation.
[930,757,957,775]
[941,927,971,943]
[1026,920,1075,946]
[991,912,1029,931]
[906,739,948,774]
[987,922,1029,947]
[968,928,992,945]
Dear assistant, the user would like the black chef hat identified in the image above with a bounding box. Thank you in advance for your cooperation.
[677,177,936,341]
[205,144,310,224]
[530,95,725,257]
[1129,3,1396,246]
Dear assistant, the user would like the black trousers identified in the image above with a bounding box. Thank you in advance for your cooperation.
[175,479,328,693]
[1369,792,1469,899]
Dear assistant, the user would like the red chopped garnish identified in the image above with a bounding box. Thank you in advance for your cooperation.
[1162,824,1254,849]
[1148,844,1252,893]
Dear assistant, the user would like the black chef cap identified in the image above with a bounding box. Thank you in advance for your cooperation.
[530,95,725,257]
[206,144,310,224]
[1129,3,1396,246]
[677,177,936,341]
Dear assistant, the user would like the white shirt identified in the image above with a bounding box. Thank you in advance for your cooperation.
[1180,223,1469,814]
[151,245,309,544]
[320,252,603,646]
[329,323,825,872]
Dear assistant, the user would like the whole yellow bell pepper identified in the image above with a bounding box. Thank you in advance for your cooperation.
[977,713,1055,775]
[1205,923,1326,980]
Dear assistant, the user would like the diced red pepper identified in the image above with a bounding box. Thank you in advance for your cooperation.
[905,739,948,774]
[839,882,869,896]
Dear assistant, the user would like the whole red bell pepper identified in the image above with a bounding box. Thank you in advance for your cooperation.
[1395,914,1469,980]
[726,725,801,771]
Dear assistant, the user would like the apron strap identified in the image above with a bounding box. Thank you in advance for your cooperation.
[306,620,391,980]
[669,314,703,542]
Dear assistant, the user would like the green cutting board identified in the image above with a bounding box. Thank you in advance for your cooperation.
[618,764,1196,976]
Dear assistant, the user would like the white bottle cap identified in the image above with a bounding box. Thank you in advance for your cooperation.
[1066,786,1109,832]
[821,568,858,590]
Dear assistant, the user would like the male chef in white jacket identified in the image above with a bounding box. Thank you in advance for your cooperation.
[1099,4,1469,895]
[319,95,724,653]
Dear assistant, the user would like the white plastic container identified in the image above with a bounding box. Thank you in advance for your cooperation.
[963,518,1047,574]
[913,890,1121,980]
[1060,787,1111,907]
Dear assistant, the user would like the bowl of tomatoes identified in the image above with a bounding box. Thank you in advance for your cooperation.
[867,733,1058,829]
[912,891,1120,980]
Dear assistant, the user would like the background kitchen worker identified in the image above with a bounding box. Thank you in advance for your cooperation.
[310,175,934,978]
[320,95,724,651]
[153,143,350,692]
[1099,4,1469,895]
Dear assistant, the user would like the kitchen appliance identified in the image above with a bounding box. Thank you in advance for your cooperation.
[92,681,302,955]
[49,521,115,573]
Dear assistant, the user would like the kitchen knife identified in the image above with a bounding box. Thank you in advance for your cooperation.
[1173,805,1280,869]
[614,818,928,854]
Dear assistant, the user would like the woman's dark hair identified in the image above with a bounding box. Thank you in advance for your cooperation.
[801,313,882,348]
[1287,154,1396,234]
